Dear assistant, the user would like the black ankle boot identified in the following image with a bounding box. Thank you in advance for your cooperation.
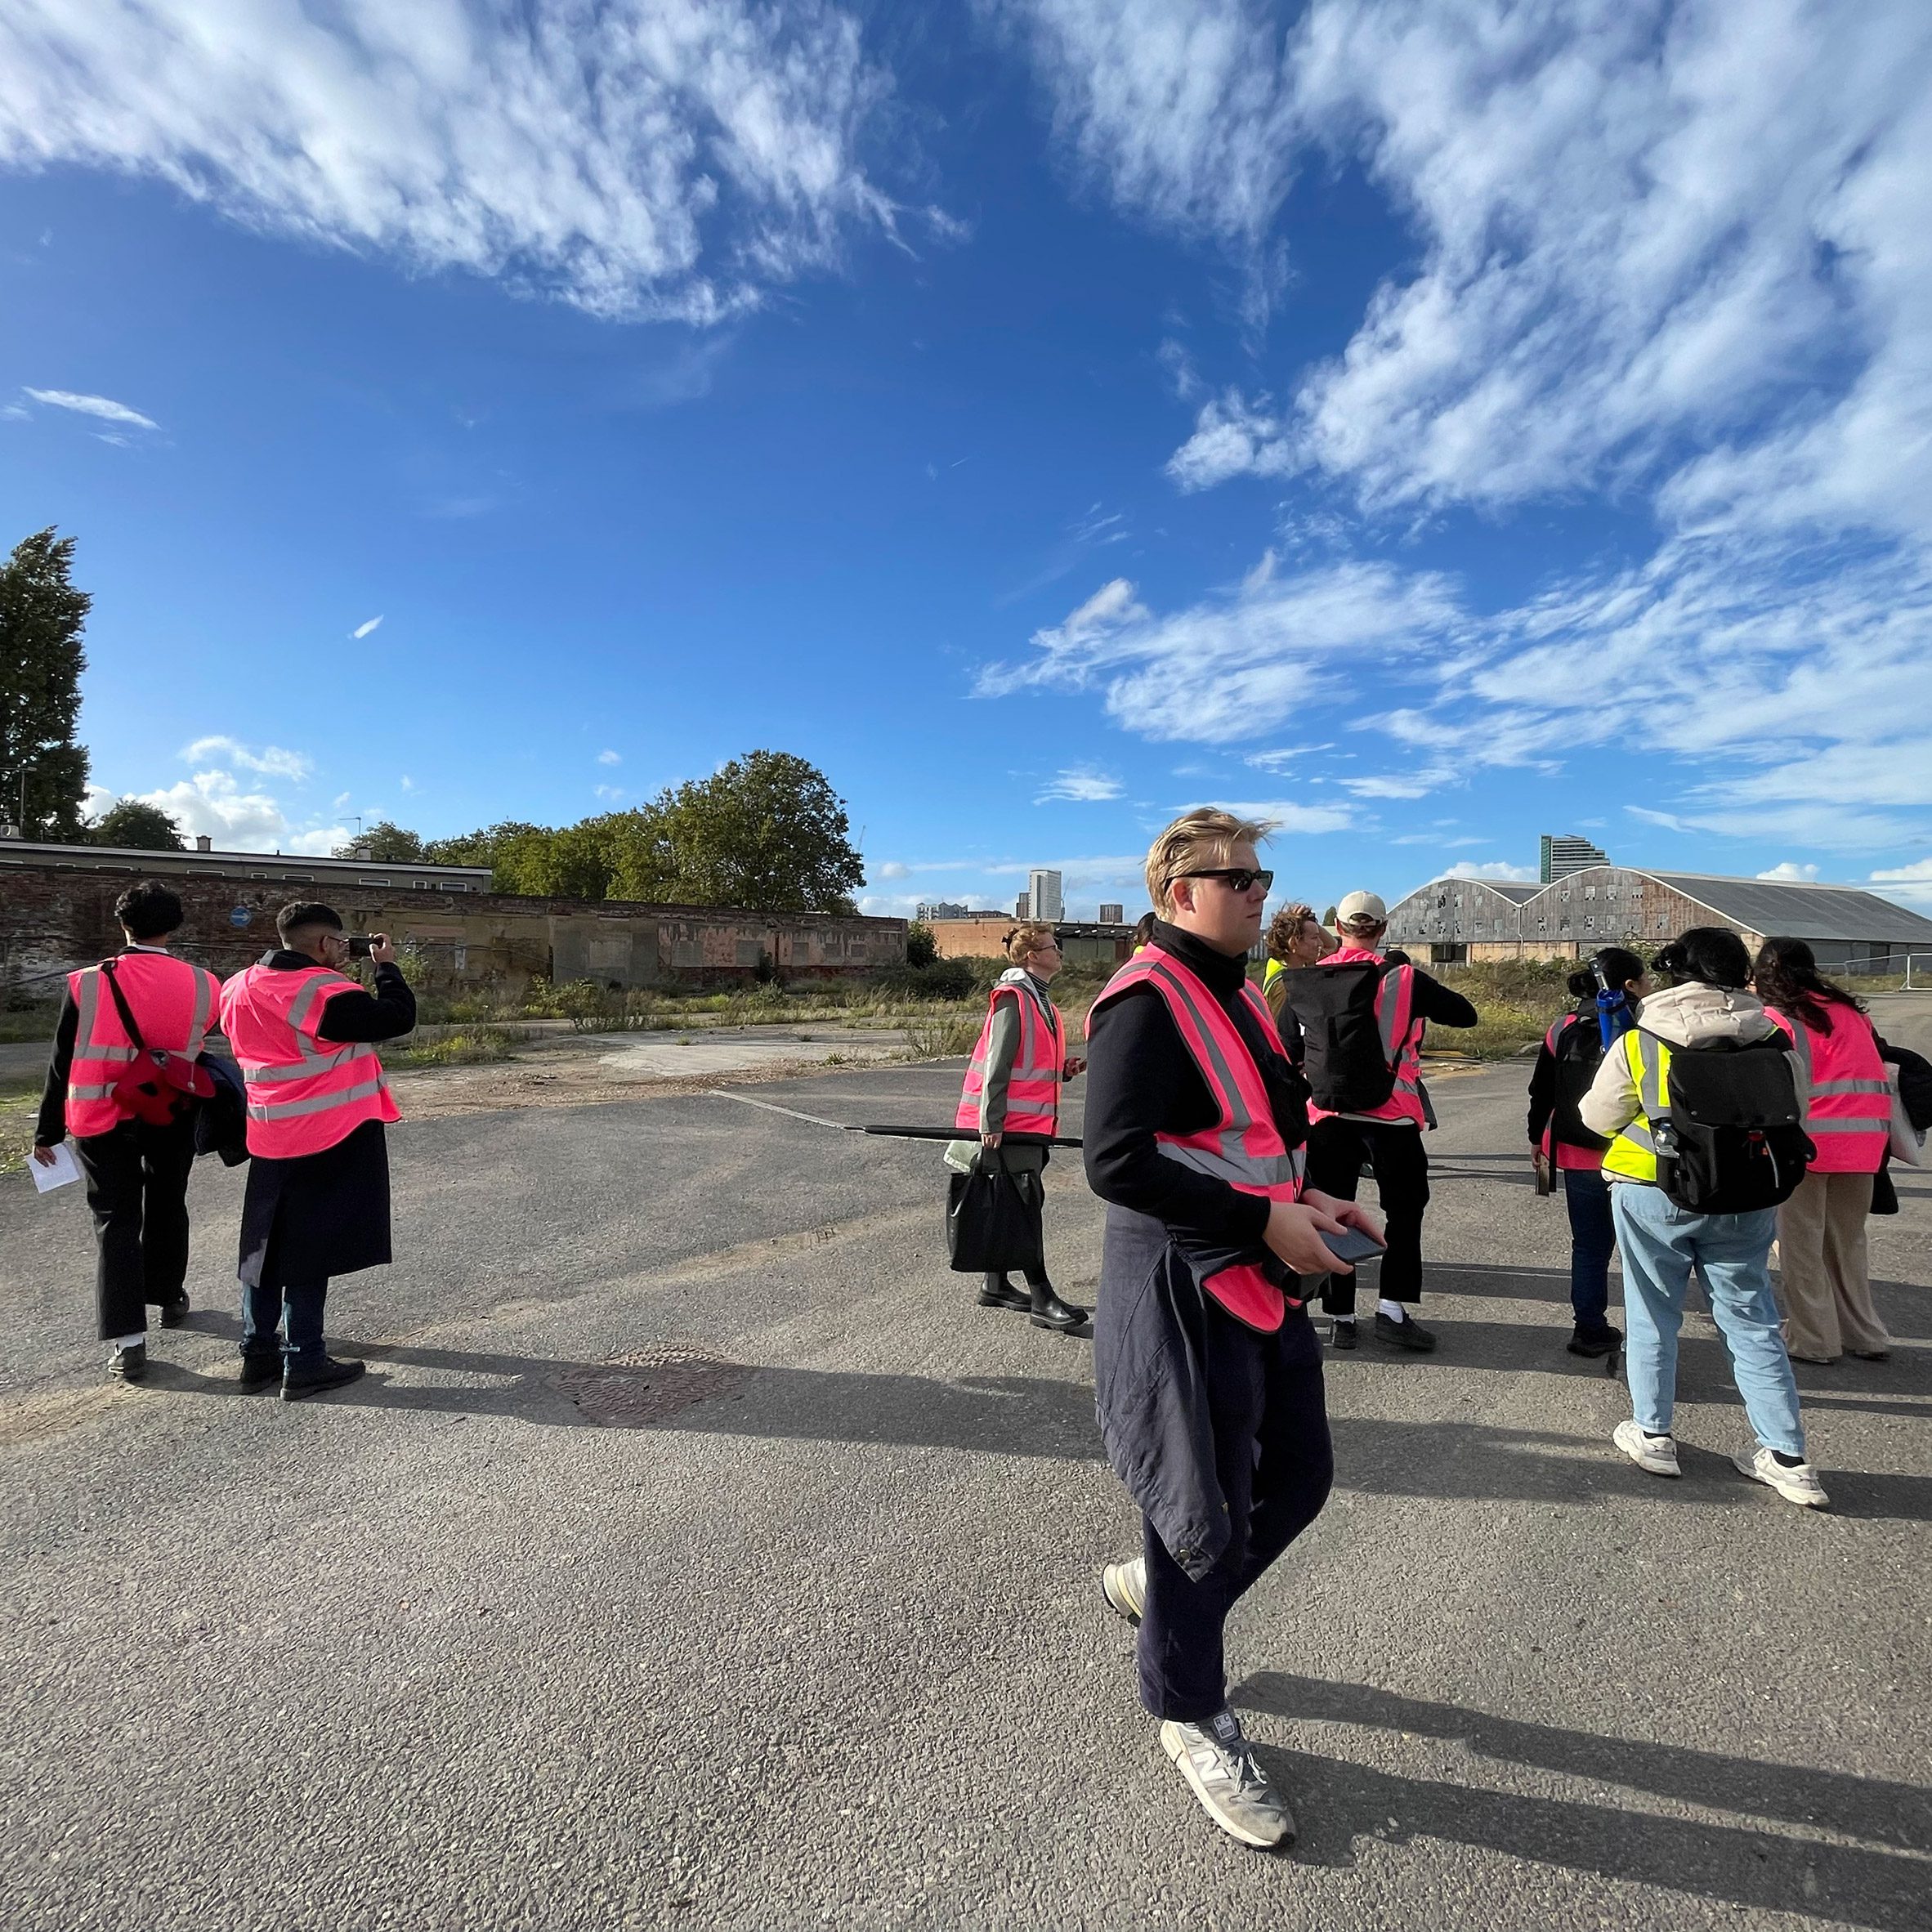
[978,1275,1031,1313]
[1029,1281,1088,1332]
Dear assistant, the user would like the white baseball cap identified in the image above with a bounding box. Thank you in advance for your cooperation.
[1335,890,1388,924]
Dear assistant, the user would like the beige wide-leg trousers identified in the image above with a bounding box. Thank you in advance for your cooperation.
[1775,1169,1890,1362]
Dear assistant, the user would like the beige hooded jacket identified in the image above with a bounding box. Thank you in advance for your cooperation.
[1579,981,1810,1146]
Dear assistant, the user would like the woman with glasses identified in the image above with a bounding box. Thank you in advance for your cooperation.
[948,921,1088,1331]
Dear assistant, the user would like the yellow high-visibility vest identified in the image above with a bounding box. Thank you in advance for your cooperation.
[1602,1029,1670,1183]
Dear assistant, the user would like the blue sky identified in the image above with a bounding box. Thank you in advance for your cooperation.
[4,0,1930,921]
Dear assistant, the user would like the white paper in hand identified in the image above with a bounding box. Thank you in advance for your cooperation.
[29,1143,82,1193]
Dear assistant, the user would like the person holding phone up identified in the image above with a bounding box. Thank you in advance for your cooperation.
[216,902,416,1401]
[1081,808,1384,1850]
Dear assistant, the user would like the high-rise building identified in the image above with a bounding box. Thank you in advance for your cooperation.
[1014,893,1031,919]
[1027,869,1064,922]
[915,900,971,922]
[1540,834,1610,883]
[1098,902,1125,924]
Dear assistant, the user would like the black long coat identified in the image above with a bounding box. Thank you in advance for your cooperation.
[235,954,415,1290]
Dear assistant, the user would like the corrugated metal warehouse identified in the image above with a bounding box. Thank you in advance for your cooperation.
[1386,865,1932,971]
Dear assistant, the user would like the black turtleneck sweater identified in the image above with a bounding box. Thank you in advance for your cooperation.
[1082,920,1310,1250]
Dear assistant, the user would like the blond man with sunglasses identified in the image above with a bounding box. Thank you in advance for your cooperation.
[1081,808,1383,1848]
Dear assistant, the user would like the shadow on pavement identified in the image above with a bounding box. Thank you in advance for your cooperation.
[1236,1674,1932,1856]
[1246,1739,1928,1928]
[121,1325,1932,1521]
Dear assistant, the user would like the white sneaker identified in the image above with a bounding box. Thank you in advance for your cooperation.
[1100,1556,1145,1626]
[1734,1446,1829,1509]
[1612,1420,1680,1478]
[1161,1711,1295,1848]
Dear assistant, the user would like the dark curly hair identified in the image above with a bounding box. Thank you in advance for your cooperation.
[1753,935,1863,1036]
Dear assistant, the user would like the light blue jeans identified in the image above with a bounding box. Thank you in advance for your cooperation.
[1608,1182,1805,1458]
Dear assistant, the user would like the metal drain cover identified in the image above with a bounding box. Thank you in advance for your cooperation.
[551,1346,751,1427]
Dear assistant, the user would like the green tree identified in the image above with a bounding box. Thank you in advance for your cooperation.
[0,527,91,839]
[905,920,937,968]
[333,820,424,862]
[88,798,186,850]
[628,750,864,911]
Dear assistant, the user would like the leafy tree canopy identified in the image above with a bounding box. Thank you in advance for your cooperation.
[88,798,186,850]
[0,527,91,839]
[333,820,425,863]
[427,753,865,912]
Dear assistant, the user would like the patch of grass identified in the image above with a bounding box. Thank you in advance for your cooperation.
[0,1080,39,1179]
[389,1028,519,1069]
[902,1013,982,1060]
[0,1004,60,1045]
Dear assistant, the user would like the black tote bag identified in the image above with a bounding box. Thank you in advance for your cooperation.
[946,1154,1045,1275]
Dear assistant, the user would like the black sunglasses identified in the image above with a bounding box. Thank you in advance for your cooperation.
[1172,867,1274,894]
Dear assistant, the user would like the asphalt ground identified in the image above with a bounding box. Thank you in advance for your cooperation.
[2,1061,1928,1931]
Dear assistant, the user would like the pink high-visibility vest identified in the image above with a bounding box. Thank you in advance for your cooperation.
[1306,945,1423,1126]
[956,973,1064,1137]
[1541,1013,1607,1172]
[1766,1004,1890,1175]
[219,964,400,1159]
[65,952,221,1138]
[1088,944,1307,1332]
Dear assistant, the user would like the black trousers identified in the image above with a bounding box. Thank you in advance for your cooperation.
[1138,1308,1333,1722]
[72,1116,198,1340]
[1304,1116,1430,1312]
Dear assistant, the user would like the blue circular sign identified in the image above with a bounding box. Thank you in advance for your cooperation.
[229,905,252,928]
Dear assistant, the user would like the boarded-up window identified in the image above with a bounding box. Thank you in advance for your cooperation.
[736,940,763,966]
[673,941,704,968]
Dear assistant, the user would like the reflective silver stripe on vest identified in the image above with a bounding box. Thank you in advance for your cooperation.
[1809,1078,1890,1096]
[245,1041,377,1085]
[1806,1119,1887,1134]
[1634,1032,1668,1120]
[184,968,216,1059]
[247,1075,390,1122]
[68,1084,123,1100]
[1619,1118,1657,1152]
[78,1044,141,1063]
[1137,957,1299,1187]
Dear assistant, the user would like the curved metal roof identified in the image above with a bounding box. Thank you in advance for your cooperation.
[1638,871,1932,943]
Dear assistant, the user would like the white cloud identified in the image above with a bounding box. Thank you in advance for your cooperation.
[110,770,295,851]
[1431,860,1538,884]
[1207,798,1353,836]
[181,735,313,782]
[1166,388,1292,491]
[593,784,626,803]
[399,775,417,794]
[22,387,157,429]
[982,557,1460,744]
[871,860,911,880]
[1757,861,1819,883]
[1036,765,1125,803]
[351,615,382,640]
[597,749,622,765]
[0,0,908,324]
[985,0,1297,320]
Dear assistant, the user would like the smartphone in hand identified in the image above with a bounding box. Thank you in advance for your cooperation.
[1320,1225,1388,1268]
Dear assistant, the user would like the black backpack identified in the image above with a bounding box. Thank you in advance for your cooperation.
[1278,959,1400,1113]
[1551,1013,1608,1151]
[1646,1034,1813,1214]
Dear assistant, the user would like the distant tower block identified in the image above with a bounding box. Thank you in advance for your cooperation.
[1014,894,1031,919]
[1098,901,1124,924]
[1541,834,1609,883]
[1027,869,1065,922]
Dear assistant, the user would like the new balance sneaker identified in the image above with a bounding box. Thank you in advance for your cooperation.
[1612,1420,1680,1478]
[1160,1711,1295,1849]
[1733,1447,1829,1509]
[1101,1556,1146,1626]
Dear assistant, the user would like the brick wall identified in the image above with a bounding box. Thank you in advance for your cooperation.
[0,859,905,1000]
